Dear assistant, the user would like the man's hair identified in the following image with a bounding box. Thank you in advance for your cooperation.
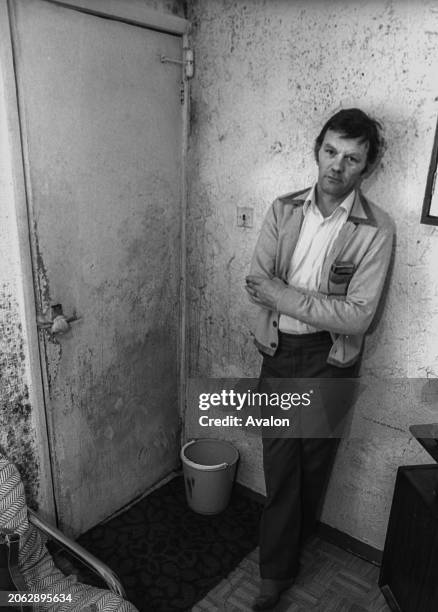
[314,108,384,173]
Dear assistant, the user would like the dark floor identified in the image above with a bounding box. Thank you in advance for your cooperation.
[75,475,262,611]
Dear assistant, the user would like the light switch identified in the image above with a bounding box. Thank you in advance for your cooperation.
[237,206,254,228]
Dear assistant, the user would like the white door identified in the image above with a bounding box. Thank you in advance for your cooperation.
[11,0,185,535]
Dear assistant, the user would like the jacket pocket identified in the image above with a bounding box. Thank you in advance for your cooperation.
[328,261,355,295]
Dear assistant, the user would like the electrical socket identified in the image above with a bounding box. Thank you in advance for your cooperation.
[237,206,254,228]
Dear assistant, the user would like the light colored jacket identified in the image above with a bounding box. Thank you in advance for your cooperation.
[250,187,395,367]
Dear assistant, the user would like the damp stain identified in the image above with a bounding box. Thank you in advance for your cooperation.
[0,282,39,507]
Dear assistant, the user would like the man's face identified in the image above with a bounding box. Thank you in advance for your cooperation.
[317,129,369,200]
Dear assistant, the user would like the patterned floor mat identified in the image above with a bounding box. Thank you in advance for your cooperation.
[76,475,262,611]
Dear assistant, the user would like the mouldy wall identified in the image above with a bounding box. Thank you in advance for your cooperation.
[0,60,40,505]
[186,0,438,549]
[0,287,37,503]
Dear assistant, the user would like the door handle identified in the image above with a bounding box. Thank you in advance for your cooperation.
[36,303,81,334]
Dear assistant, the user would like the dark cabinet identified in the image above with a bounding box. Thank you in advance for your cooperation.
[379,465,438,612]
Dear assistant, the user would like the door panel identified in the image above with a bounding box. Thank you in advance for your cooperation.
[11,0,183,534]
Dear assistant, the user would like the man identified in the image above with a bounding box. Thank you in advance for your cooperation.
[245,108,394,610]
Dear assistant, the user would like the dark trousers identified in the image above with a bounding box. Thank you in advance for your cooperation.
[258,331,359,579]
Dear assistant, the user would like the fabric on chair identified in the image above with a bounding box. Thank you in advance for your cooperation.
[0,458,138,612]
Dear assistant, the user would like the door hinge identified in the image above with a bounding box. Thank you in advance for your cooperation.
[160,48,194,80]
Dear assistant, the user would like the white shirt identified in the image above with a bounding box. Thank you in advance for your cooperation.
[279,184,355,334]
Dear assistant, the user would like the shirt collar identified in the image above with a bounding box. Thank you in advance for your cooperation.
[303,183,356,219]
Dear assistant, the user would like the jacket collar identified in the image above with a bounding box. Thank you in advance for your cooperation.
[303,183,355,219]
[292,187,377,227]
[349,190,377,227]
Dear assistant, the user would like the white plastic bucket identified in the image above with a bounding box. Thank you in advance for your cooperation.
[181,439,240,515]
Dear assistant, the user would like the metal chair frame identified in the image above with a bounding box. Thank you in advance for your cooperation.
[28,509,126,598]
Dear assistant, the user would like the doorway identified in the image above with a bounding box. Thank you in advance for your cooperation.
[9,0,188,535]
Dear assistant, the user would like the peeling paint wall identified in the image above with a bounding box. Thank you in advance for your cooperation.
[0,59,40,506]
[0,286,37,503]
[186,0,438,549]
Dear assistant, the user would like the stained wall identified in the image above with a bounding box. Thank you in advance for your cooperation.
[0,0,186,515]
[0,9,55,509]
[186,0,438,549]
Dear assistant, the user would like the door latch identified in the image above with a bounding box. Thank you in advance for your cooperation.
[160,48,194,79]
[36,304,81,335]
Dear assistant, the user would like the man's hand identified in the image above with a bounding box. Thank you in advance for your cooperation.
[245,275,287,311]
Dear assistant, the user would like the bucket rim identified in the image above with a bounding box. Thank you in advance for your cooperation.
[181,438,239,472]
